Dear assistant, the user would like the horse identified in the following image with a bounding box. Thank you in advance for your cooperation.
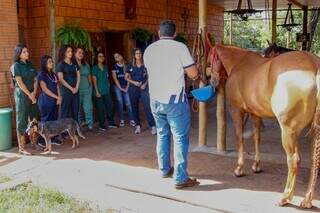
[207,44,320,208]
[241,44,294,130]
[264,42,294,58]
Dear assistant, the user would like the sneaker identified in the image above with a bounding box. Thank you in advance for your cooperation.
[130,120,136,127]
[51,137,62,146]
[134,125,141,134]
[99,126,107,131]
[119,120,125,127]
[37,137,46,148]
[108,124,118,129]
[151,126,157,135]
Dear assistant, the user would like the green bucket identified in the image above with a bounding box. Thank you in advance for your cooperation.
[0,108,13,151]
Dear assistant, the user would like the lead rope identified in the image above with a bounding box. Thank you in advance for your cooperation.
[191,31,205,112]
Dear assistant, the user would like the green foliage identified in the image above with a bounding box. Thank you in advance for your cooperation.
[131,27,153,43]
[224,11,320,55]
[0,183,113,213]
[55,24,92,51]
[174,33,188,45]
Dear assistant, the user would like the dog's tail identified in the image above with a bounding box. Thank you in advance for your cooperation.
[76,122,86,139]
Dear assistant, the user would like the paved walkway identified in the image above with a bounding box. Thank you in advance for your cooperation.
[1,148,319,213]
[1,103,319,212]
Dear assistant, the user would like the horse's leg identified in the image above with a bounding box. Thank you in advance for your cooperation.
[251,114,262,173]
[230,107,245,177]
[279,126,301,206]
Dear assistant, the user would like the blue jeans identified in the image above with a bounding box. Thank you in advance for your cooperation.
[114,86,134,121]
[151,100,191,184]
[129,87,155,127]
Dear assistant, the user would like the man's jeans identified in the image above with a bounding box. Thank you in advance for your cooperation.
[151,100,191,184]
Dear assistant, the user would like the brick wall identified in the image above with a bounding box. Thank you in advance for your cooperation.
[18,0,50,68]
[55,0,224,47]
[0,0,19,108]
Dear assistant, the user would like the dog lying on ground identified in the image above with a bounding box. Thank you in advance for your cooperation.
[26,118,85,155]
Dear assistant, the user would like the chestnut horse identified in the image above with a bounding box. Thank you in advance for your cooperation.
[209,44,320,208]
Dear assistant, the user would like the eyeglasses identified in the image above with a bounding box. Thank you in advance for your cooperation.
[135,52,142,55]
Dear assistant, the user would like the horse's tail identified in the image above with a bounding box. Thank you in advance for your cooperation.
[76,122,86,139]
[303,69,320,206]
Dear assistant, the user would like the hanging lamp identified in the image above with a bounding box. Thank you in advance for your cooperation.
[227,0,262,21]
[278,3,300,31]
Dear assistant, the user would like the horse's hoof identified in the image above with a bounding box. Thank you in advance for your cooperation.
[300,199,313,209]
[252,163,262,174]
[278,198,290,207]
[234,168,245,177]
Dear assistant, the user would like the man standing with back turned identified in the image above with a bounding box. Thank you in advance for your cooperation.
[144,20,201,189]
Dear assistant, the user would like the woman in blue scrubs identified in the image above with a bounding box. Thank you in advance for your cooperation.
[37,55,62,147]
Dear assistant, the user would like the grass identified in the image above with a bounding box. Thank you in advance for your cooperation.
[0,183,115,213]
[0,175,11,184]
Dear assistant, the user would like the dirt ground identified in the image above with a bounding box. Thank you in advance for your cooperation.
[1,100,320,212]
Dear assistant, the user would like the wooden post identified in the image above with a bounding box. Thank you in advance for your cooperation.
[216,79,226,152]
[229,14,233,45]
[49,0,56,64]
[198,0,208,147]
[271,0,277,43]
[286,31,291,48]
[302,6,308,50]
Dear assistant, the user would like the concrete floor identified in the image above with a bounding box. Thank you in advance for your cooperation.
[0,100,319,213]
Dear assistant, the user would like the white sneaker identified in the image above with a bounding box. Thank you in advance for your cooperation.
[119,120,125,127]
[130,120,136,127]
[135,125,141,134]
[151,126,157,135]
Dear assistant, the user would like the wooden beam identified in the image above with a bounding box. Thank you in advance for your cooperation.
[287,0,305,9]
[272,0,277,43]
[198,0,208,147]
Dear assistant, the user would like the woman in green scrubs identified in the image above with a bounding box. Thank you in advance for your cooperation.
[11,44,38,155]
[75,47,93,130]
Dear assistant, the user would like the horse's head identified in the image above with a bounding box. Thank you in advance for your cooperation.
[206,44,227,88]
[264,43,279,58]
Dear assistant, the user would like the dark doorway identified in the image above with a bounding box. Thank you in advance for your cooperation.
[105,32,126,71]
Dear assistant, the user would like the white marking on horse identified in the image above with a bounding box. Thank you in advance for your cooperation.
[271,70,316,116]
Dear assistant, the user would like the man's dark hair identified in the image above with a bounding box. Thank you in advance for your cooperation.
[159,20,176,37]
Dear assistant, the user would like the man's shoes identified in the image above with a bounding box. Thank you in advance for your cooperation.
[119,120,125,127]
[175,178,200,189]
[162,167,174,178]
